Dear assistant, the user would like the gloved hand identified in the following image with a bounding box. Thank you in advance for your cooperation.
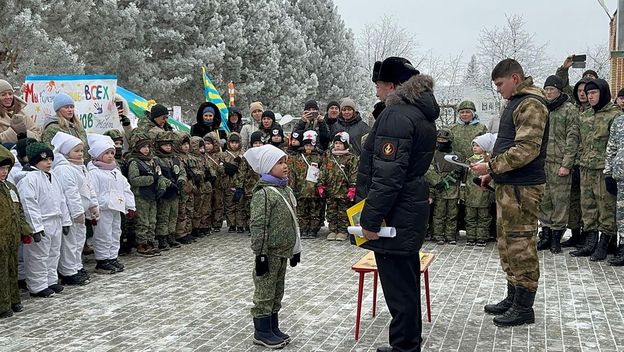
[605,176,618,195]
[208,175,217,185]
[21,234,33,245]
[62,226,70,236]
[316,184,326,198]
[223,162,238,176]
[290,253,301,267]
[10,115,28,136]
[119,114,131,127]
[234,156,241,163]
[126,209,136,220]
[346,185,356,201]
[73,213,85,224]
[233,187,244,203]
[89,206,100,221]
[255,255,269,276]
[32,231,43,243]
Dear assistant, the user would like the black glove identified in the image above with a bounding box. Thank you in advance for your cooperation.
[119,114,131,127]
[193,175,203,186]
[223,162,239,177]
[255,255,269,276]
[233,188,244,203]
[33,231,43,242]
[234,156,241,163]
[605,176,618,195]
[208,175,217,185]
[62,226,70,236]
[290,252,301,267]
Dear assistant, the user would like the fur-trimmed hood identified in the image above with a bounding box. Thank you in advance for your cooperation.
[384,75,440,122]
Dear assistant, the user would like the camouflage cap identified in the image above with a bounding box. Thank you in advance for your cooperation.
[457,100,476,112]
[156,131,175,145]
[103,129,124,142]
[437,128,453,142]
[129,131,152,151]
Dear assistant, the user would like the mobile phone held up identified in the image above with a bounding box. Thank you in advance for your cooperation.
[572,54,586,69]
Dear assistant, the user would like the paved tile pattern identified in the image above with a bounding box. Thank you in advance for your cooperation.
[1,229,623,352]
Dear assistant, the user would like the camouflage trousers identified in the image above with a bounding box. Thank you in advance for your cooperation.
[568,166,582,230]
[297,198,323,234]
[432,198,458,241]
[224,189,246,228]
[193,184,212,230]
[156,197,179,238]
[210,185,225,229]
[465,206,491,242]
[0,246,20,312]
[617,181,624,242]
[496,184,543,292]
[176,192,194,238]
[241,195,252,228]
[539,162,572,230]
[251,256,287,318]
[580,167,616,234]
[135,197,157,244]
[327,197,351,234]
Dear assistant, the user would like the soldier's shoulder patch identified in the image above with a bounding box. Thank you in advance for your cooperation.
[379,139,398,160]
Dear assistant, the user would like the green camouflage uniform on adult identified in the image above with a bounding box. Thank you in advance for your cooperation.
[220,146,245,228]
[249,179,298,318]
[489,77,548,292]
[132,117,171,141]
[465,154,493,242]
[605,115,624,243]
[190,136,212,231]
[205,145,226,230]
[126,132,161,246]
[175,133,195,238]
[154,131,186,240]
[319,152,358,234]
[288,149,324,235]
[538,98,580,231]
[450,101,489,160]
[0,146,32,314]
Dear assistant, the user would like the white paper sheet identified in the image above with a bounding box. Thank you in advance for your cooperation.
[348,226,397,238]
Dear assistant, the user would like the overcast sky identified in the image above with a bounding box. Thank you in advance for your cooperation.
[333,0,615,63]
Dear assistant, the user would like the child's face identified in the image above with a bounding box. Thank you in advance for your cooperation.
[199,146,205,154]
[333,141,346,151]
[271,135,282,144]
[114,140,123,149]
[205,142,214,153]
[100,150,116,164]
[203,112,214,122]
[459,109,473,123]
[437,137,449,144]
[139,145,150,156]
[304,144,314,154]
[261,117,273,128]
[160,143,172,153]
[270,156,288,179]
[180,142,190,153]
[68,144,84,160]
[0,165,9,181]
[472,144,484,155]
[36,158,53,172]
[228,141,241,151]
[291,140,301,147]
[252,141,264,148]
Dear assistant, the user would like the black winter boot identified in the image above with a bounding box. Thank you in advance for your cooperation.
[550,230,563,254]
[271,313,291,344]
[608,244,624,266]
[570,231,598,257]
[536,227,551,251]
[493,286,535,327]
[484,282,515,315]
[590,233,611,261]
[157,237,170,251]
[561,228,582,248]
[95,260,118,274]
[167,235,181,248]
[253,316,286,349]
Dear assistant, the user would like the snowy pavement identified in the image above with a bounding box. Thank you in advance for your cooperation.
[1,229,624,352]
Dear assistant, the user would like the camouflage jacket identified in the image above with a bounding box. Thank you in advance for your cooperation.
[545,99,580,168]
[605,115,624,180]
[289,151,324,199]
[189,136,210,192]
[449,121,488,160]
[427,150,463,200]
[132,118,172,141]
[579,102,621,170]
[250,179,298,258]
[238,157,260,195]
[319,152,358,199]
[555,65,575,98]
[219,149,243,189]
[0,146,32,250]
[464,154,492,208]
[205,150,226,191]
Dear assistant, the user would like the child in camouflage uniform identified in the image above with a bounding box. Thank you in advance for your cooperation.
[126,132,161,257]
[269,125,286,150]
[154,131,185,250]
[244,144,301,349]
[199,136,219,234]
[174,133,195,244]
[221,133,245,233]
[238,131,266,233]
[204,135,226,232]
[289,130,324,238]
[464,134,496,246]
[0,145,32,317]
[190,136,212,238]
[320,132,358,241]
[428,129,463,245]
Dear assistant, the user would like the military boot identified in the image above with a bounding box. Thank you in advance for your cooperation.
[493,286,535,327]
[536,227,551,251]
[550,230,563,254]
[560,228,582,248]
[608,244,624,266]
[252,316,286,349]
[157,237,170,251]
[271,313,291,344]
[570,231,598,257]
[484,282,515,315]
[167,235,181,248]
[136,242,156,257]
[590,233,611,261]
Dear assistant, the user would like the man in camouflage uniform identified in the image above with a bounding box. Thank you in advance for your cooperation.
[427,129,463,244]
[555,55,598,99]
[190,136,212,238]
[570,79,619,261]
[536,76,579,254]
[154,131,185,250]
[472,59,548,327]
[204,135,226,232]
[605,112,624,266]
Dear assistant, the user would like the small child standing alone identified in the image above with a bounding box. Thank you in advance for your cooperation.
[244,145,301,349]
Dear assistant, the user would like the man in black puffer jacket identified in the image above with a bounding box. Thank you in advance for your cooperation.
[356,56,439,352]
